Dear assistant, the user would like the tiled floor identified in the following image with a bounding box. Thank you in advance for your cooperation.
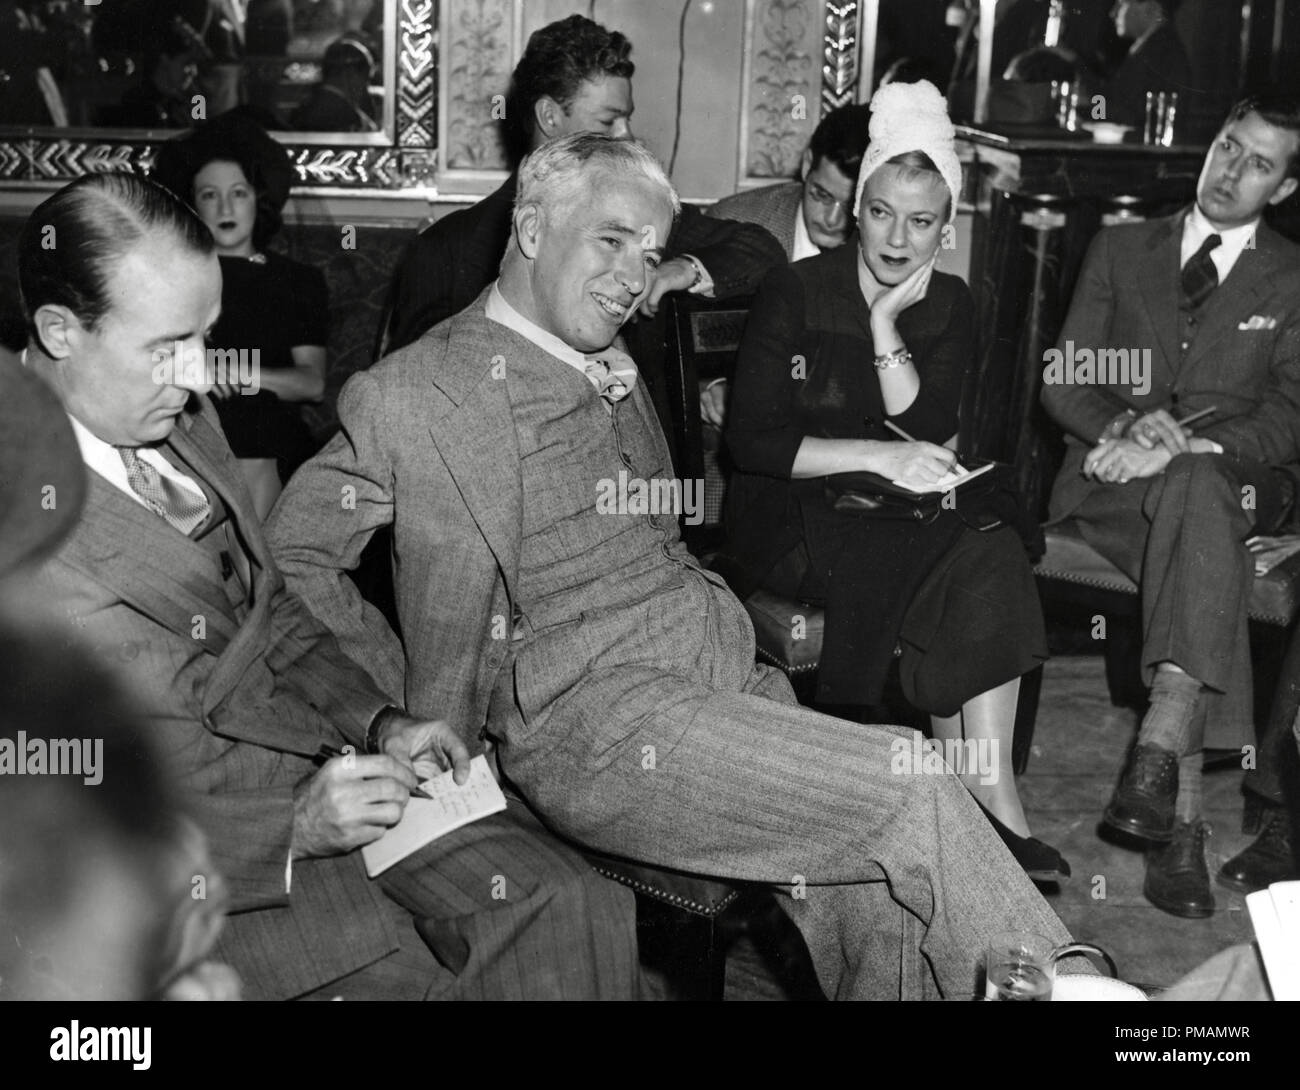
[720,654,1264,1000]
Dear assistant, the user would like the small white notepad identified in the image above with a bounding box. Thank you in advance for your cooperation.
[1246,880,1300,1000]
[890,460,995,495]
[361,755,507,877]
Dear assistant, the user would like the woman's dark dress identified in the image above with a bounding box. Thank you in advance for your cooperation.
[724,240,1046,711]
[210,251,327,480]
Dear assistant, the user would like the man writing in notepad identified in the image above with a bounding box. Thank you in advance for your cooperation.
[1041,92,1300,920]
[22,172,642,1001]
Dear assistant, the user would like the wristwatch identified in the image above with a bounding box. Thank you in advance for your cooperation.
[365,704,405,754]
[682,254,707,293]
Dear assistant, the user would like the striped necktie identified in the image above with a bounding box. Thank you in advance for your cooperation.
[118,447,211,535]
[1181,233,1221,310]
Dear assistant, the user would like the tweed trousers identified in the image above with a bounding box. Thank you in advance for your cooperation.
[1066,453,1290,751]
[493,358,1077,1000]
[496,570,1077,1000]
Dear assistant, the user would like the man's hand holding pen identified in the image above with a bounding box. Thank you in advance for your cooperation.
[290,714,472,860]
[291,749,421,859]
[1085,405,1220,483]
[1125,405,1217,454]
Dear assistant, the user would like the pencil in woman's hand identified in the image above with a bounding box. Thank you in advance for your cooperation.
[884,420,917,443]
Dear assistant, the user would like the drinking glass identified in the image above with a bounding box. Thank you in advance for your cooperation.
[984,931,1115,1001]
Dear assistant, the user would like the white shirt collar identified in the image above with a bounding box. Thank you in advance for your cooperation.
[485,282,628,376]
[1181,204,1258,284]
[65,412,202,507]
[792,204,820,262]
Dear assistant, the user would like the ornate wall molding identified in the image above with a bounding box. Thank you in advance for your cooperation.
[0,0,882,196]
[439,0,512,175]
[742,0,817,180]
[394,0,439,186]
[737,0,871,187]
[0,0,438,193]
[821,1,860,113]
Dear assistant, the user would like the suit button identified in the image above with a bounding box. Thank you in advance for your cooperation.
[119,641,139,661]
[1181,341,1189,351]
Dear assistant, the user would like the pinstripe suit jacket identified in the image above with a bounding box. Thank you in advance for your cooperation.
[269,290,684,742]
[35,398,402,999]
[706,182,802,260]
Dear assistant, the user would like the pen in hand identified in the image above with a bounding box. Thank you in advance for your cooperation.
[1174,405,1216,431]
[883,418,962,474]
[315,744,428,799]
[883,419,918,443]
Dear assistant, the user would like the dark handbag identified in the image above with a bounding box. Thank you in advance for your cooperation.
[824,458,1009,528]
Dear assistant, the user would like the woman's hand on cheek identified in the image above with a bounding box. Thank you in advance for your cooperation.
[869,257,936,334]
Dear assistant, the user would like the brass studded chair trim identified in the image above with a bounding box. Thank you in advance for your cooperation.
[1035,523,1300,627]
[586,856,742,917]
[743,588,825,675]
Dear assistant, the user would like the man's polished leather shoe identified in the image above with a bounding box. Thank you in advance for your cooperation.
[1217,807,1298,894]
[1103,743,1179,842]
[1144,820,1214,919]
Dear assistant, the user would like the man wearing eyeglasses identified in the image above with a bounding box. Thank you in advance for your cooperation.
[707,103,871,262]
[699,104,870,429]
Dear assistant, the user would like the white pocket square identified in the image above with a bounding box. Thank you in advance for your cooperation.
[1238,315,1278,330]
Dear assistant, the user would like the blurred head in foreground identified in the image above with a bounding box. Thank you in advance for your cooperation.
[0,614,235,1000]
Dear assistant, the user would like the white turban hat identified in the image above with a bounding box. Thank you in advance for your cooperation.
[854,79,962,224]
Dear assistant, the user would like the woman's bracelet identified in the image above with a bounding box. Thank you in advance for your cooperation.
[874,346,912,370]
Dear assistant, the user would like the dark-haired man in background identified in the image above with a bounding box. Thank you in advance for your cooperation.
[290,34,380,133]
[1041,93,1300,919]
[699,103,871,432]
[380,13,784,361]
[707,102,871,262]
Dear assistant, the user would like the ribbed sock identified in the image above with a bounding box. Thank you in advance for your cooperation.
[1137,669,1203,756]
[1176,752,1204,823]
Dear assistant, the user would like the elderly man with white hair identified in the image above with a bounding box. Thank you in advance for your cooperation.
[270,129,1088,1000]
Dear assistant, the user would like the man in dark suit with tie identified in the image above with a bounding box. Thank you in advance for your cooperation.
[21,172,642,1000]
[1041,93,1300,918]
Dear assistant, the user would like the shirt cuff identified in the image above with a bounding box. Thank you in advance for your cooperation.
[1096,408,1137,444]
[285,851,293,895]
[681,254,714,297]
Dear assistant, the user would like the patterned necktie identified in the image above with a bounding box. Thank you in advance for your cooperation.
[1181,233,1221,310]
[583,347,638,407]
[118,447,211,535]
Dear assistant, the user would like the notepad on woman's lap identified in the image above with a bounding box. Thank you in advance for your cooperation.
[890,460,996,494]
[361,755,507,877]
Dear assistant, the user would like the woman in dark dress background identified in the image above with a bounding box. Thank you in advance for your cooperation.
[154,115,327,518]
[725,81,1064,881]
